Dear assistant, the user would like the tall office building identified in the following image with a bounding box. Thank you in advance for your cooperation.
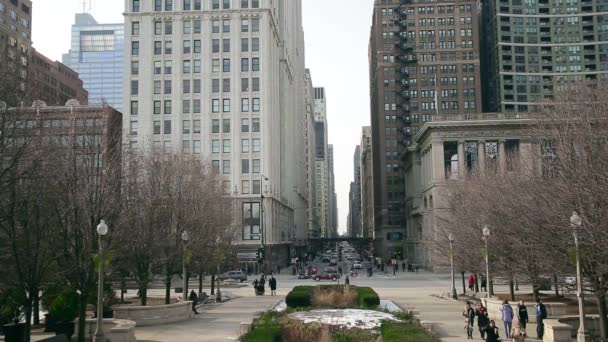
[304,69,320,239]
[63,13,124,111]
[349,145,362,237]
[30,49,88,106]
[481,0,608,113]
[328,144,338,237]
[124,0,309,268]
[313,87,330,237]
[359,126,374,240]
[369,0,481,260]
[0,0,32,105]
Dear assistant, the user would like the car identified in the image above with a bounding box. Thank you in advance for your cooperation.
[322,257,331,263]
[219,270,247,282]
[298,271,312,279]
[307,266,318,275]
[353,263,363,269]
[346,256,353,261]
[312,273,339,281]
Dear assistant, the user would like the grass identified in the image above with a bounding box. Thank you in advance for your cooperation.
[381,321,440,342]
[241,312,283,342]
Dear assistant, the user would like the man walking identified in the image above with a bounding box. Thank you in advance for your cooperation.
[269,276,277,296]
[188,290,199,314]
[517,300,529,337]
[536,298,547,339]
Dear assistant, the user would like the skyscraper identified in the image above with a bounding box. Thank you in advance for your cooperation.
[63,13,124,111]
[314,87,330,237]
[481,0,608,113]
[0,0,32,104]
[369,0,481,260]
[359,126,374,240]
[328,144,338,237]
[350,145,362,237]
[124,0,309,267]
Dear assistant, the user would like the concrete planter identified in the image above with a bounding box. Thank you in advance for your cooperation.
[75,318,136,342]
[483,298,567,323]
[113,301,193,327]
[543,319,572,342]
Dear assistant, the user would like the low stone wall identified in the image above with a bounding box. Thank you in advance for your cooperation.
[483,298,567,323]
[557,315,601,338]
[113,301,193,327]
[75,318,136,342]
[543,319,572,342]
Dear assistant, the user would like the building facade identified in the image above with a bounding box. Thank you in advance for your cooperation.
[360,126,374,239]
[328,144,338,237]
[480,0,608,113]
[123,0,309,268]
[0,0,32,104]
[63,13,124,111]
[29,49,88,106]
[304,69,320,239]
[351,145,362,237]
[313,87,330,237]
[369,0,482,260]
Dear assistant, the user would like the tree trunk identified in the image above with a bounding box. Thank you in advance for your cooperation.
[23,299,32,342]
[32,290,39,326]
[474,273,479,293]
[509,279,515,301]
[532,284,540,301]
[76,293,87,342]
[553,274,560,297]
[596,287,607,339]
[210,274,215,295]
[165,277,171,304]
[198,271,203,294]
[461,272,466,295]
[140,286,148,306]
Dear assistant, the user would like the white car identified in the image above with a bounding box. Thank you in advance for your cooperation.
[353,263,363,269]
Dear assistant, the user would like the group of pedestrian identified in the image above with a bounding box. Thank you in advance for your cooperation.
[462,298,547,341]
[467,274,488,293]
[251,275,278,296]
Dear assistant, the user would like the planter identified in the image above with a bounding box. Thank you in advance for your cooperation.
[3,322,25,342]
[54,320,75,339]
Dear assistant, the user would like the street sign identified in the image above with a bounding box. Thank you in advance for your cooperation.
[391,259,397,265]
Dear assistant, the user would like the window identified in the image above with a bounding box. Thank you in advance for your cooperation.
[154,121,161,134]
[223,139,231,153]
[154,101,161,114]
[183,60,191,73]
[133,0,140,12]
[194,40,201,53]
[154,41,162,54]
[130,101,138,115]
[193,79,201,93]
[223,119,231,133]
[241,38,249,52]
[241,0,248,8]
[212,59,220,72]
[164,80,172,94]
[212,140,220,153]
[131,41,139,56]
[252,18,259,32]
[212,0,220,9]
[165,41,172,54]
[165,0,173,11]
[132,22,140,35]
[242,139,250,152]
[193,140,201,154]
[252,0,259,8]
[194,60,201,73]
[183,140,191,154]
[252,58,259,71]
[183,100,190,113]
[252,118,260,132]
[130,121,138,135]
[212,119,220,133]
[223,59,231,72]
[242,159,250,174]
[212,39,220,53]
[242,78,249,92]
[212,99,220,112]
[223,160,231,174]
[252,159,260,173]
[131,61,139,75]
[193,119,201,133]
[252,98,260,112]
[252,78,259,91]
[223,78,230,92]
[131,80,138,95]
[241,19,249,32]
[223,0,230,9]
[164,100,172,114]
[193,100,201,113]
[183,40,191,53]
[252,138,260,152]
[194,19,201,33]
[155,0,162,11]
[242,180,250,194]
[212,20,220,33]
[223,99,231,112]
[241,58,249,72]
[164,60,172,74]
[212,79,220,93]
[183,120,191,134]
[241,98,250,111]
[223,20,230,32]
[252,180,261,194]
[212,160,220,173]
[223,39,230,52]
[164,120,172,134]
[241,119,249,132]
[252,38,259,52]
[154,61,162,74]
[183,0,191,10]
[183,20,192,34]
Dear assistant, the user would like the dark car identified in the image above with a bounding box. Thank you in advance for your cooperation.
[298,271,312,279]
[219,270,247,282]
[312,272,340,281]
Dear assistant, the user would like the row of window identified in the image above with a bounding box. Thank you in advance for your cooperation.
[210,139,261,154]
[133,0,260,12]
[209,118,260,133]
[380,4,471,17]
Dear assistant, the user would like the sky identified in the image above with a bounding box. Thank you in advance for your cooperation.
[32,0,373,235]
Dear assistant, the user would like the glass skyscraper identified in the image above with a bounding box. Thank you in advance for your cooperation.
[62,13,124,111]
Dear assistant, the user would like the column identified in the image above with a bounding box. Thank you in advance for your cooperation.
[457,140,466,180]
[498,140,506,175]
[478,140,486,174]
[431,141,445,183]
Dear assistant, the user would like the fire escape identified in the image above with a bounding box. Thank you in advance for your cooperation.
[395,0,416,149]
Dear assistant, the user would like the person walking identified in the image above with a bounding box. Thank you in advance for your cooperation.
[535,298,547,339]
[252,278,259,295]
[510,320,526,342]
[402,261,405,272]
[500,300,514,338]
[481,276,488,292]
[188,290,199,314]
[260,276,266,295]
[463,303,476,339]
[345,275,350,285]
[517,300,529,337]
[476,303,490,340]
[485,320,500,342]
[468,274,476,291]
[269,276,277,296]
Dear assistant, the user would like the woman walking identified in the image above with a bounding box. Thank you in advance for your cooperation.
[485,320,500,342]
[476,303,490,340]
[500,300,514,338]
[463,303,476,339]
[468,274,476,291]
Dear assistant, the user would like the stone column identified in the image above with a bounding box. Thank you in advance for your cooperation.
[478,140,486,174]
[431,141,445,183]
[498,140,507,175]
[457,140,466,180]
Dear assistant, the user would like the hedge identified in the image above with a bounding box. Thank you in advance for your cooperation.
[356,287,380,309]
[285,286,314,308]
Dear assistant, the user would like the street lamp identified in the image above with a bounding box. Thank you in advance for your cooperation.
[482,225,492,298]
[215,236,222,302]
[571,211,589,342]
[448,233,457,300]
[94,220,108,342]
[260,175,269,274]
[181,231,189,298]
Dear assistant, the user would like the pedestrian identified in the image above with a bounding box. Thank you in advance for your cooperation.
[485,320,500,342]
[345,275,350,285]
[535,298,547,339]
[252,278,259,295]
[517,300,529,337]
[500,300,514,338]
[462,303,476,339]
[476,303,490,340]
[188,290,199,314]
[269,276,277,296]
[468,274,476,291]
[481,276,488,292]
[402,261,405,272]
[260,276,266,295]
[510,320,526,342]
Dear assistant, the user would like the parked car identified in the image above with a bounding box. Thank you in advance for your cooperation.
[298,271,312,279]
[307,266,318,275]
[353,263,363,269]
[219,270,247,282]
[312,273,339,281]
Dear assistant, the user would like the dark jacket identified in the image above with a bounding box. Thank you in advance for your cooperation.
[188,291,198,304]
[269,278,277,290]
[518,304,529,322]
[463,308,475,325]
[485,325,500,342]
[536,303,547,320]
[476,308,489,327]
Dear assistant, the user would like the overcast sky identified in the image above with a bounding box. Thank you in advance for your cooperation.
[32,0,373,235]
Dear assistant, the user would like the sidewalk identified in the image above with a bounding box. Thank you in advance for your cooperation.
[136,295,282,342]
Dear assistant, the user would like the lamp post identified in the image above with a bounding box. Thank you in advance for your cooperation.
[571,211,590,342]
[215,237,222,302]
[448,233,457,299]
[260,175,269,273]
[482,226,492,298]
[93,220,108,342]
[181,231,189,298]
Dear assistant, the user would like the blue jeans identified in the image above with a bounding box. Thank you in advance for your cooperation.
[504,321,512,338]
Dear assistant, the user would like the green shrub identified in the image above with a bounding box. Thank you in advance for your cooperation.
[49,291,80,322]
[242,311,283,342]
[285,286,314,308]
[381,321,439,342]
[355,287,379,309]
